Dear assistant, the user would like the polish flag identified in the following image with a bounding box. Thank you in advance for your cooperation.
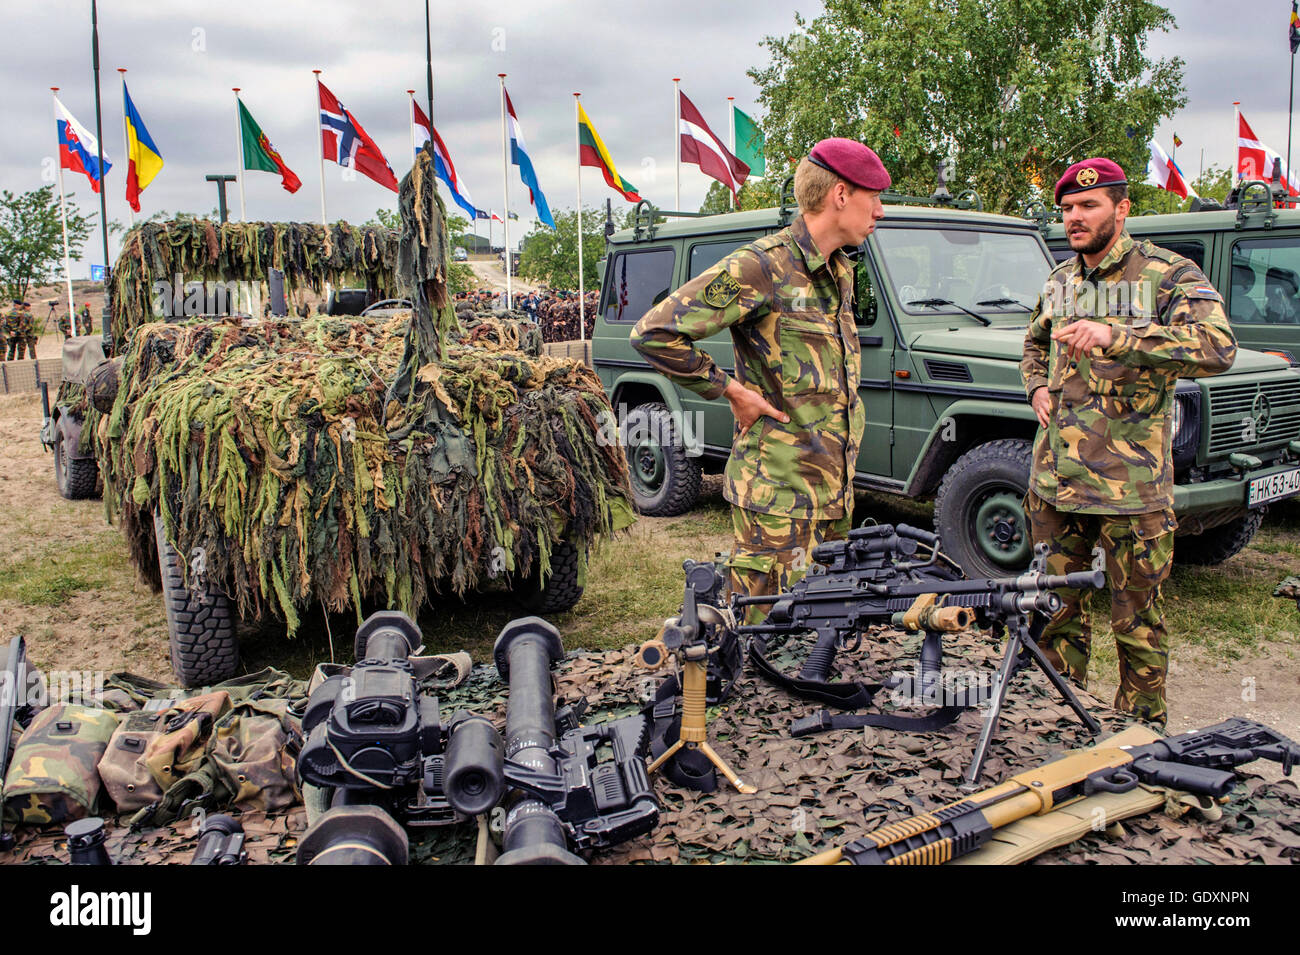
[679,90,749,199]
[1237,111,1300,196]
[1146,140,1196,199]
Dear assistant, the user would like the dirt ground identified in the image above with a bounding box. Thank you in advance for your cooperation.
[1,387,1298,748]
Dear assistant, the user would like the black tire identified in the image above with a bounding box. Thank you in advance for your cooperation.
[1176,510,1264,566]
[54,423,98,500]
[622,401,702,516]
[519,539,584,614]
[154,512,238,687]
[933,438,1035,578]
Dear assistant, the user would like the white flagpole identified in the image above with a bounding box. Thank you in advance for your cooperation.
[728,95,735,211]
[499,73,512,310]
[233,88,247,222]
[673,78,681,210]
[51,88,76,333]
[314,70,327,226]
[575,92,584,339]
[1234,101,1241,181]
[407,89,417,168]
[118,70,134,227]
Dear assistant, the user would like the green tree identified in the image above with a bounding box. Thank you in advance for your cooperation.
[0,186,94,301]
[750,0,1186,215]
[698,177,784,215]
[518,208,605,289]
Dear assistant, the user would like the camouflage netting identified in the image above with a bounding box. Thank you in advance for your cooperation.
[11,629,1296,865]
[96,147,635,635]
[110,217,400,343]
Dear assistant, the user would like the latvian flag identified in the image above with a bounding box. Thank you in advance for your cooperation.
[679,90,749,200]
[318,80,399,192]
[1146,140,1196,200]
[55,96,110,193]
[1237,110,1300,196]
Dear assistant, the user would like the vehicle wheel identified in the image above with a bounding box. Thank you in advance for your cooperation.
[623,401,701,516]
[934,438,1034,578]
[1176,510,1264,566]
[154,512,238,687]
[54,424,98,500]
[519,539,584,614]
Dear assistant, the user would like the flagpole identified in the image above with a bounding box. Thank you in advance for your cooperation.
[118,70,134,227]
[673,78,681,210]
[407,90,417,167]
[313,70,327,227]
[51,88,77,333]
[1289,46,1296,204]
[499,73,512,310]
[91,0,111,336]
[728,95,735,211]
[575,92,585,339]
[233,89,247,222]
[1234,101,1241,181]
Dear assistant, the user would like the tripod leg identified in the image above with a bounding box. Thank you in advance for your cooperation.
[646,738,685,775]
[696,741,756,794]
[962,622,1021,792]
[1017,628,1101,734]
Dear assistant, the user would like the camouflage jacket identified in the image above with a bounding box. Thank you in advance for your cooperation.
[1020,232,1237,514]
[631,214,864,519]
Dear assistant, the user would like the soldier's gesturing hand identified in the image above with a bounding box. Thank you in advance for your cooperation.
[724,379,790,432]
[1052,319,1114,360]
[1031,387,1051,428]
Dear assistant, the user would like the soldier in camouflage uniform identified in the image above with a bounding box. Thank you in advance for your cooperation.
[633,138,890,621]
[20,302,37,359]
[1021,157,1237,724]
[3,300,27,361]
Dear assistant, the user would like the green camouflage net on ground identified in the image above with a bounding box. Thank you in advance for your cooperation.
[96,148,634,635]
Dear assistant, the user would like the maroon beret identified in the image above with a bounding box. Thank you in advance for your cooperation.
[1055,157,1127,205]
[809,138,891,191]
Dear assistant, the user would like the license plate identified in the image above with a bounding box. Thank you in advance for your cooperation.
[1248,467,1300,505]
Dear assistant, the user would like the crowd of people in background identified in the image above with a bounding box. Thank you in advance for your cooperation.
[454,287,600,343]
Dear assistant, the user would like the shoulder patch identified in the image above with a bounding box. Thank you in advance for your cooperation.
[1137,239,1179,264]
[750,233,785,253]
[702,271,743,309]
[1184,285,1222,302]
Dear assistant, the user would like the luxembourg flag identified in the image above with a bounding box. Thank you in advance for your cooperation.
[503,86,554,229]
[1145,139,1196,200]
[55,96,111,193]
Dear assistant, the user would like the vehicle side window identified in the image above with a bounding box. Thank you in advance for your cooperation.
[1050,247,1074,265]
[688,239,751,279]
[854,259,877,326]
[1158,240,1205,270]
[1230,238,1300,326]
[602,248,677,324]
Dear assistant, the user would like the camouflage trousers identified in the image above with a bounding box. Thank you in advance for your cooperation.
[727,506,852,626]
[5,338,25,361]
[1026,490,1176,724]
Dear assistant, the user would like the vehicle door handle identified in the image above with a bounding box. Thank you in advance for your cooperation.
[858,335,884,347]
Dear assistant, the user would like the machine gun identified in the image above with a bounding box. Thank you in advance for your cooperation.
[295,611,658,865]
[797,717,1300,865]
[734,523,1107,787]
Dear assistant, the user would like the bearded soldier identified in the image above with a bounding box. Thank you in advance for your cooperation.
[632,138,888,621]
[1020,157,1237,724]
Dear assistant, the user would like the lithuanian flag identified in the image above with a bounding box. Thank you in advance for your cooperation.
[123,83,163,212]
[577,103,641,202]
[238,99,301,194]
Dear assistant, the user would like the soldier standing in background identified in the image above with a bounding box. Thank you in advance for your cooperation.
[632,138,888,621]
[56,302,71,340]
[19,302,37,359]
[4,300,26,360]
[1021,157,1237,724]
[78,302,92,337]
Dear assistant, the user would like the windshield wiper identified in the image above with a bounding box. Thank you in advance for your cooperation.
[909,297,992,326]
[976,297,1032,312]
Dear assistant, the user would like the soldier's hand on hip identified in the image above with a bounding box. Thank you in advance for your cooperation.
[1031,386,1051,427]
[725,378,789,431]
[1052,319,1114,360]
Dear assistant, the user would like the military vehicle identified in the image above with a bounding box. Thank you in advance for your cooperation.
[1041,178,1300,364]
[593,180,1300,578]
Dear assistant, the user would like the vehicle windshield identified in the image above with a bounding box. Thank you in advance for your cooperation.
[874,227,1051,317]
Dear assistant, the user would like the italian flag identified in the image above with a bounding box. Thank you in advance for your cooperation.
[578,102,641,202]
[238,100,302,194]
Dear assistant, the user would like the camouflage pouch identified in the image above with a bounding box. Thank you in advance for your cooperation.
[208,698,304,813]
[2,704,119,828]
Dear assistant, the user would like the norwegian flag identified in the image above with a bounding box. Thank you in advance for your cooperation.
[318,79,398,192]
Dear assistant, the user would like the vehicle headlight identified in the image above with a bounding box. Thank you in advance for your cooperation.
[1172,396,1183,445]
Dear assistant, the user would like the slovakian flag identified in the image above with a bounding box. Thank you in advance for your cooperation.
[122,84,163,212]
[318,80,398,192]
[577,102,641,202]
[1237,110,1300,196]
[679,90,749,200]
[503,86,555,229]
[54,96,110,193]
[1145,139,1197,200]
[238,99,301,193]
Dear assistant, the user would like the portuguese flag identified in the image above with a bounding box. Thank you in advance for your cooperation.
[238,99,301,193]
[577,103,641,202]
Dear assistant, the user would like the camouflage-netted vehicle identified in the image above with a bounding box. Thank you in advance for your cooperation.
[83,150,635,686]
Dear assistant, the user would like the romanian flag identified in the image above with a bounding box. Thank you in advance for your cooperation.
[123,84,163,212]
[577,102,640,202]
[238,99,301,193]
